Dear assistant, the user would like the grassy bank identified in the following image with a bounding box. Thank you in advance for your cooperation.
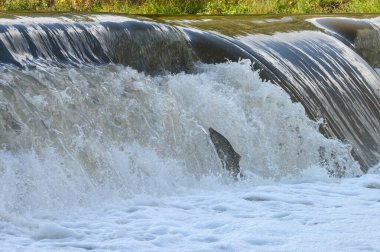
[0,0,379,14]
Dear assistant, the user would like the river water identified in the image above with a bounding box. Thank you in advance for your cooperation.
[0,14,379,251]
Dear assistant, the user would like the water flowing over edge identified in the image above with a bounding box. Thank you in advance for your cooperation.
[0,14,379,252]
[0,60,363,215]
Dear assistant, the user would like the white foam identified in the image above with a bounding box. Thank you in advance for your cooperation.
[1,173,380,251]
[0,61,368,250]
[0,61,361,216]
[33,223,77,240]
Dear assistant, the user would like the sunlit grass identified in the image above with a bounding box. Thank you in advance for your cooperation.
[0,0,379,14]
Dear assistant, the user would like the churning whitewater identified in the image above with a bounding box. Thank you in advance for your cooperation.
[1,60,374,251]
[0,61,361,209]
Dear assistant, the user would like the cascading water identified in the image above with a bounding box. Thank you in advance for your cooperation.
[163,15,380,171]
[310,17,380,68]
[236,30,380,170]
[0,14,379,251]
[0,60,361,214]
[0,15,195,73]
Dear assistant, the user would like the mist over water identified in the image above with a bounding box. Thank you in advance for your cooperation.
[0,60,362,215]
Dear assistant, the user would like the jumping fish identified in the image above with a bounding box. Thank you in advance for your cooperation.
[209,127,242,178]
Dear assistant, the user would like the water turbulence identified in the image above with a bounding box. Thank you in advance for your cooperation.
[0,14,378,215]
[237,30,380,171]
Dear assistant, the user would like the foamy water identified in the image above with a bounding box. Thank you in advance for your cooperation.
[0,61,372,251]
[2,172,380,251]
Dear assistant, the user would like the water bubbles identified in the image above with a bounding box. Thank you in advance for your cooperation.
[0,61,361,214]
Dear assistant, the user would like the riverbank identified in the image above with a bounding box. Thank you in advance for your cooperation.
[0,0,379,14]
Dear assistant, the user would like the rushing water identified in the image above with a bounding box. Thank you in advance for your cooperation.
[0,14,379,251]
[0,60,361,212]
[237,30,380,169]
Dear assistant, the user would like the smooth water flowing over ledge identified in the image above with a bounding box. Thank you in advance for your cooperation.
[310,17,380,68]
[0,15,195,73]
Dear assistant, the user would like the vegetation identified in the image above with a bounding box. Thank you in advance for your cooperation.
[0,0,379,14]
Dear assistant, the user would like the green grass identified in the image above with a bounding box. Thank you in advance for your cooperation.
[0,0,379,14]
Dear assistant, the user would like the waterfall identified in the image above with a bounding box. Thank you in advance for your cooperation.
[1,14,379,213]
